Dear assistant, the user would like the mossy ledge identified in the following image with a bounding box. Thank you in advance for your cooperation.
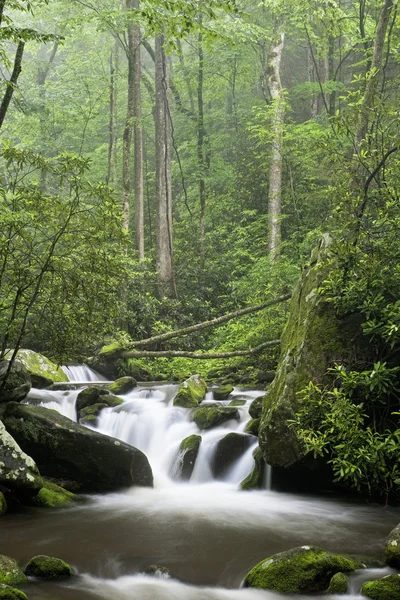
[0,584,28,600]
[362,574,400,600]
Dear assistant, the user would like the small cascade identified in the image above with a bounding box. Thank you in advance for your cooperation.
[62,364,107,382]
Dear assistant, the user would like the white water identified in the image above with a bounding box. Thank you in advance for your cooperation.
[62,364,108,382]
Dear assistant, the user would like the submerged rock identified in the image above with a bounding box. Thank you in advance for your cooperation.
[32,479,77,508]
[385,523,400,568]
[108,377,137,395]
[244,545,361,593]
[213,384,233,401]
[24,555,73,580]
[240,447,266,491]
[0,361,31,403]
[328,572,348,594]
[193,404,239,430]
[173,375,207,408]
[175,435,202,480]
[0,421,42,492]
[1,403,153,492]
[0,556,27,586]
[6,350,67,388]
[142,565,171,578]
[362,574,400,600]
[229,399,246,407]
[212,433,254,478]
[0,584,27,600]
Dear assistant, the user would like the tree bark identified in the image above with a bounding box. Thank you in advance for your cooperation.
[106,45,116,186]
[0,40,25,130]
[198,28,206,269]
[133,6,144,259]
[267,26,285,260]
[123,339,281,359]
[122,0,135,230]
[155,35,176,297]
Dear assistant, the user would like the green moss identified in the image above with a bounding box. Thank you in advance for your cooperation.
[328,572,348,594]
[240,447,265,490]
[244,546,361,593]
[245,418,260,436]
[33,480,76,508]
[213,384,233,400]
[0,493,7,515]
[180,434,202,454]
[99,341,126,356]
[229,399,246,407]
[249,396,264,419]
[173,375,207,408]
[108,377,136,395]
[24,555,74,580]
[385,523,400,568]
[0,557,27,586]
[177,435,202,480]
[193,404,239,430]
[362,574,400,600]
[0,584,28,600]
[7,349,68,387]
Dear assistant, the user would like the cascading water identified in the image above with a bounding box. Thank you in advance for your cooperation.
[62,364,108,382]
[5,367,400,600]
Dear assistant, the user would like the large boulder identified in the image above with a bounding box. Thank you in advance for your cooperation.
[6,350,67,388]
[174,435,202,480]
[1,403,153,492]
[107,376,136,395]
[0,421,42,492]
[362,574,400,600]
[0,584,27,600]
[258,236,356,467]
[24,555,73,580]
[385,523,400,568]
[212,433,254,478]
[193,404,239,430]
[244,546,361,594]
[173,375,207,408]
[0,556,26,586]
[0,361,31,403]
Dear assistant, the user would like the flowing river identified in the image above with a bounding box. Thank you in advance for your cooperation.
[2,366,399,600]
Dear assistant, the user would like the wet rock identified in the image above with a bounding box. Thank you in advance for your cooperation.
[249,396,264,419]
[328,572,348,594]
[0,361,31,403]
[142,565,171,578]
[107,377,137,395]
[192,404,239,430]
[229,399,246,407]
[32,479,77,508]
[24,555,73,580]
[213,384,233,401]
[1,403,153,492]
[0,421,42,492]
[175,435,202,480]
[76,387,111,413]
[244,545,361,593]
[385,522,400,568]
[245,418,260,436]
[240,447,266,491]
[78,402,109,424]
[173,375,207,408]
[257,371,275,384]
[0,493,6,515]
[6,350,67,388]
[0,556,27,586]
[212,433,254,478]
[362,574,400,600]
[0,584,27,600]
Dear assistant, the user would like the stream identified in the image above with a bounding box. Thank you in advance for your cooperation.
[2,365,399,600]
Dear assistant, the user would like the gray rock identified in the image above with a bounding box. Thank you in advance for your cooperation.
[0,421,42,492]
[0,361,31,403]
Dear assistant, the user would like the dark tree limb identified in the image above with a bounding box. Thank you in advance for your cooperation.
[126,293,292,349]
[0,40,25,130]
[123,339,281,359]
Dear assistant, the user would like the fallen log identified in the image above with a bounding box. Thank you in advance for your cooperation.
[123,339,281,359]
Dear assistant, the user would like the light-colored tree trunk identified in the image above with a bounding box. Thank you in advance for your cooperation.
[106,44,116,186]
[267,26,285,260]
[122,0,135,231]
[133,8,144,259]
[155,35,175,297]
[198,28,206,270]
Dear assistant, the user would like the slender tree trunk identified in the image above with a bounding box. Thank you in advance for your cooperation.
[198,29,206,269]
[133,7,144,259]
[155,35,175,297]
[267,26,285,260]
[106,45,116,185]
[308,46,318,118]
[122,0,135,230]
[0,40,25,130]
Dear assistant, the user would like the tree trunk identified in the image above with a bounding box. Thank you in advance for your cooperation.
[155,35,176,297]
[106,44,116,186]
[133,7,144,259]
[0,40,25,130]
[123,339,281,359]
[122,0,135,230]
[198,28,206,269]
[267,26,285,260]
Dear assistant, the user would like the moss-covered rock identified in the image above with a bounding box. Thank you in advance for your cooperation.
[245,418,260,436]
[107,377,136,395]
[328,572,348,594]
[0,557,27,586]
[0,584,27,600]
[0,361,31,404]
[1,402,153,492]
[213,384,233,401]
[249,396,264,419]
[76,390,123,422]
[212,433,255,478]
[33,479,77,508]
[385,523,400,568]
[0,421,42,492]
[240,447,266,490]
[24,555,73,580]
[362,574,400,600]
[244,545,361,593]
[193,404,239,430]
[0,493,7,515]
[6,350,67,388]
[229,399,246,407]
[258,236,356,467]
[76,387,110,413]
[175,435,202,480]
[173,375,207,408]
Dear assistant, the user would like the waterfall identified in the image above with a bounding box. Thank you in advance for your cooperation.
[62,364,108,382]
